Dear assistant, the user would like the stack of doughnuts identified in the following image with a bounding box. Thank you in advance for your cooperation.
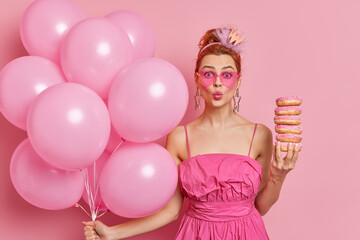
[274,96,303,152]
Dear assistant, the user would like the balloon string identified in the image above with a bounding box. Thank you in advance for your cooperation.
[84,169,92,209]
[75,202,92,218]
[87,168,97,221]
[82,169,96,221]
[97,211,107,219]
[79,138,125,221]
[93,167,99,218]
[82,170,91,214]
[93,162,100,215]
[110,138,125,159]
[94,138,125,219]
[94,165,101,219]
[93,160,96,206]
[94,138,125,209]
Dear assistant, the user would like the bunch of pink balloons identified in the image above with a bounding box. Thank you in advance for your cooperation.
[1,0,188,219]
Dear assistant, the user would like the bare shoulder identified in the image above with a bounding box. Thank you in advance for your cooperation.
[236,116,272,143]
[165,125,187,165]
[255,123,273,142]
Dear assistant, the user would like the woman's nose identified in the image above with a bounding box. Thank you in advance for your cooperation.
[213,76,222,87]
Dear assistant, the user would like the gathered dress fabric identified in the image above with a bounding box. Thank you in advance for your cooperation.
[174,123,270,240]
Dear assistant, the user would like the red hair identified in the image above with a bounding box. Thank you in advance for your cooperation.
[195,28,242,74]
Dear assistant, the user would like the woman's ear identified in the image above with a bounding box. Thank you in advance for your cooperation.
[236,74,241,89]
[194,72,199,85]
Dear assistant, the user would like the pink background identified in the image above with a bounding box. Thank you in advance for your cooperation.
[1,0,359,239]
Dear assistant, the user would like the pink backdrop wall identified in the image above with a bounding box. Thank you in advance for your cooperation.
[1,0,359,239]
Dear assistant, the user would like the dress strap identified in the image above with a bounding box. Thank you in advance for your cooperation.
[248,123,258,157]
[184,125,191,159]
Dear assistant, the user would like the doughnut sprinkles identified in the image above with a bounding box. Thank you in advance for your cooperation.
[274,115,301,125]
[277,141,302,152]
[276,96,302,106]
[274,96,303,152]
[274,106,302,115]
[275,124,303,134]
[276,133,302,143]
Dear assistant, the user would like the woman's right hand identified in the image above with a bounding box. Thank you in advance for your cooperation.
[82,220,113,240]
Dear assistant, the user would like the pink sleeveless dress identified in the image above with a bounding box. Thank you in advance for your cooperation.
[174,123,270,240]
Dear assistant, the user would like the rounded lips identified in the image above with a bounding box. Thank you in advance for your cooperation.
[213,91,223,95]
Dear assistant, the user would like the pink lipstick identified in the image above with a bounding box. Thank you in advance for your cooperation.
[213,91,223,100]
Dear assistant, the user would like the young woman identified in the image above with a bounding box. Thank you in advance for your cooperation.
[83,27,300,240]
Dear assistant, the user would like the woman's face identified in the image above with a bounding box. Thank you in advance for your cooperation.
[195,54,241,108]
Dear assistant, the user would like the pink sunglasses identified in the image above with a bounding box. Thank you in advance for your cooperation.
[196,70,239,88]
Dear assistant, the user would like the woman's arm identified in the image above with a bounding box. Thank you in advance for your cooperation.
[84,197,180,240]
[83,127,185,240]
[108,182,183,239]
[254,124,300,216]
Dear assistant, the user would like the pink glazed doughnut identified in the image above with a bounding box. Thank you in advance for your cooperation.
[274,106,302,115]
[277,141,302,152]
[275,124,303,134]
[274,115,301,125]
[276,96,302,106]
[276,133,302,143]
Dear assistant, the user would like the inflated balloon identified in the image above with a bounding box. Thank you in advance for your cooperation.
[10,139,84,210]
[0,56,65,130]
[27,82,111,170]
[82,151,110,212]
[106,10,156,60]
[20,0,85,64]
[100,142,178,218]
[61,17,133,99]
[108,58,189,142]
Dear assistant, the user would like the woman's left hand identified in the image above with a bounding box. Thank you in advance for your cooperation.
[271,142,300,183]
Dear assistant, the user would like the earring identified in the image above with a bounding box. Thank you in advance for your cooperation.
[194,87,202,110]
[233,88,241,112]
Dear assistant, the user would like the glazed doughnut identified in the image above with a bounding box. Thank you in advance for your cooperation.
[274,106,302,115]
[276,133,302,143]
[275,124,303,134]
[274,115,301,125]
[277,141,302,152]
[276,96,302,106]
